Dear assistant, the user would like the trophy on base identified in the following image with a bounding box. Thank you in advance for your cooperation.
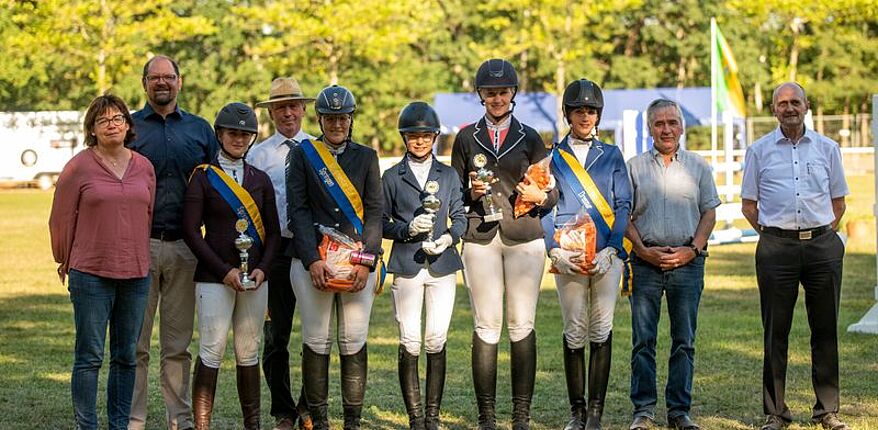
[473,154,503,222]
[421,180,441,249]
[234,218,257,290]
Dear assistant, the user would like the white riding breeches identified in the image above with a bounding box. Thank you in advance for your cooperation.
[390,268,457,355]
[462,235,545,344]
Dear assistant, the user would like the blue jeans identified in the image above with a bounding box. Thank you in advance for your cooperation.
[628,255,704,420]
[69,270,149,430]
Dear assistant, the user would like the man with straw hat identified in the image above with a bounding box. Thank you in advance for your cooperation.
[247,77,316,430]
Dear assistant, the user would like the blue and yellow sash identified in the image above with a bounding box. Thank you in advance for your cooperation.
[195,164,265,248]
[300,139,386,288]
[301,139,365,233]
[551,145,634,295]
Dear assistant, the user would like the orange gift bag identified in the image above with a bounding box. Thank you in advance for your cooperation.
[549,210,597,274]
[514,156,552,218]
[317,226,361,292]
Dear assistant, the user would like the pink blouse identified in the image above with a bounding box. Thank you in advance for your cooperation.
[49,148,156,279]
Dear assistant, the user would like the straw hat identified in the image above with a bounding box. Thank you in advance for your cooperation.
[255,77,315,107]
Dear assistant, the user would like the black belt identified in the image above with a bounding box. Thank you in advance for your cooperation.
[150,230,183,241]
[760,225,830,240]
[641,241,685,248]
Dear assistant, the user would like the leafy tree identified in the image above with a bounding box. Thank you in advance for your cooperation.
[0,0,214,111]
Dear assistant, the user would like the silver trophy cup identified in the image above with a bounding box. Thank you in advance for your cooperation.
[473,154,503,222]
[234,218,257,290]
[421,180,441,249]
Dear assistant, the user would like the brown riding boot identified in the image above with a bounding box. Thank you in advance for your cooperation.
[193,357,219,430]
[237,363,262,430]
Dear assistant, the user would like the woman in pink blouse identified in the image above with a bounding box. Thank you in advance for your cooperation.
[49,94,156,430]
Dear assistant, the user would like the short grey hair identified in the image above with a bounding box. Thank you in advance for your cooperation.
[646,98,685,129]
[771,82,807,105]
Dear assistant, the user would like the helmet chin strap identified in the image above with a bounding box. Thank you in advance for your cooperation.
[407,150,431,162]
[402,133,437,162]
[318,114,354,147]
[219,146,244,160]
[570,129,593,142]
[217,132,256,160]
[485,100,516,123]
[565,113,600,142]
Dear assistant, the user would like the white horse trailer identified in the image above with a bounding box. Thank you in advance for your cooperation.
[0,111,84,190]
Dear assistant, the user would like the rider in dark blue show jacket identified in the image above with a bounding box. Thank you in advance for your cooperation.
[382,101,466,430]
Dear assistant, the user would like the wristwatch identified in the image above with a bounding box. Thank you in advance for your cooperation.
[688,245,709,257]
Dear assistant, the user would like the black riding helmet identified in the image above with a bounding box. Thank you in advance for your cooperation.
[315,84,356,141]
[214,102,258,159]
[398,101,441,137]
[562,79,604,126]
[315,84,356,115]
[214,102,258,134]
[475,58,519,93]
[475,59,519,121]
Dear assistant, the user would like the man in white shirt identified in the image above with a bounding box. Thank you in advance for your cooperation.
[741,82,850,430]
[247,77,316,430]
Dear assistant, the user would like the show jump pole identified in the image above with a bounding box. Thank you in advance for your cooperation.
[848,93,878,334]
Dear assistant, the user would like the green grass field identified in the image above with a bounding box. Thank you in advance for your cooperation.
[1,175,877,430]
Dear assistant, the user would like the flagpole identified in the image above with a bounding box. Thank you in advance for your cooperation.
[710,18,718,172]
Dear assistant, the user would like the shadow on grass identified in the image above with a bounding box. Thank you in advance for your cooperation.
[0,292,75,427]
[1,253,876,429]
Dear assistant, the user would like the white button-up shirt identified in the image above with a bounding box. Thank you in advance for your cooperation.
[568,136,591,163]
[407,154,433,189]
[246,129,315,238]
[741,127,849,230]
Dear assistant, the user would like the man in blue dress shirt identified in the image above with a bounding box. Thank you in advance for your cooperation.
[127,55,218,430]
[742,82,850,430]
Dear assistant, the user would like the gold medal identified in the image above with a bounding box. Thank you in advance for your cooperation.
[235,218,249,234]
[473,153,487,168]
[424,180,439,194]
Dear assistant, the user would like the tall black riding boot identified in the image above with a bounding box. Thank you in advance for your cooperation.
[563,336,586,430]
[510,331,536,430]
[472,332,498,430]
[398,345,426,430]
[302,345,330,430]
[341,344,368,430]
[236,364,261,430]
[584,332,612,430]
[424,345,447,430]
[192,357,219,430]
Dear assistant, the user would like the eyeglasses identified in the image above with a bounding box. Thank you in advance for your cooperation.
[404,133,436,142]
[95,114,126,128]
[145,74,178,83]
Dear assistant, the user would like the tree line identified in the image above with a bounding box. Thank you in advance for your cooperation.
[1,0,875,154]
